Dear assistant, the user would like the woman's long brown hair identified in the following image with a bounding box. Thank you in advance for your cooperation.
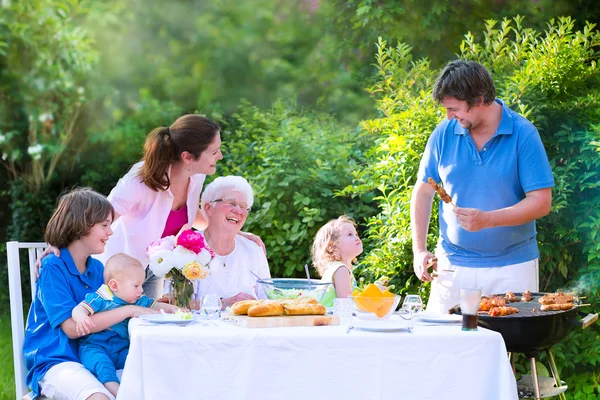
[138,114,220,191]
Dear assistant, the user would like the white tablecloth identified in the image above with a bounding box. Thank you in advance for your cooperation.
[117,317,518,400]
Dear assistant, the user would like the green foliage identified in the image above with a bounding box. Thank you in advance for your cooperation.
[0,0,98,191]
[350,17,600,398]
[216,101,376,277]
[342,38,441,296]
[326,0,600,68]
[79,92,183,194]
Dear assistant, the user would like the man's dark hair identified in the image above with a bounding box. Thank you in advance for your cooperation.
[432,60,496,107]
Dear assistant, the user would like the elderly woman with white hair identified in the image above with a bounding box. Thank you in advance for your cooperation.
[193,175,271,308]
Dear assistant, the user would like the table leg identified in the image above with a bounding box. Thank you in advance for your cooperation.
[546,349,567,400]
[530,357,541,400]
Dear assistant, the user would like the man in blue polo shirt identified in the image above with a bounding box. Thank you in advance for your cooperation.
[411,60,554,313]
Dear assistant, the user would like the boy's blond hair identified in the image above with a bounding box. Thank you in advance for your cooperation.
[311,215,357,277]
[104,253,144,283]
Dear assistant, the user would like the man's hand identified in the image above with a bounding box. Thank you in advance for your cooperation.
[33,245,60,280]
[413,251,437,282]
[72,306,95,337]
[453,207,490,232]
[221,292,256,310]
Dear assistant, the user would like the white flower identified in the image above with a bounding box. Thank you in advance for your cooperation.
[27,144,43,160]
[172,245,197,270]
[148,249,176,277]
[196,248,212,266]
[38,113,53,123]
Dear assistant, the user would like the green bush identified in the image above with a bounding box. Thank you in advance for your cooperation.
[349,17,600,398]
[216,100,376,277]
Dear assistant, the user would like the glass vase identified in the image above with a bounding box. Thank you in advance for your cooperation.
[169,278,194,310]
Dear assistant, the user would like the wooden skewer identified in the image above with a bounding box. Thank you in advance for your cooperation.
[578,303,591,307]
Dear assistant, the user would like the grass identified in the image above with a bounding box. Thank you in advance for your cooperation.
[0,313,16,400]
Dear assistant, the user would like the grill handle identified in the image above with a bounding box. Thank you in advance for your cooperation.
[579,313,598,329]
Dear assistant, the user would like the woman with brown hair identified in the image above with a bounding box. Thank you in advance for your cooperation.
[38,114,263,298]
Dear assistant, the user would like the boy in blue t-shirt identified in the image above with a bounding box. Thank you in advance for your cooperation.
[72,253,179,397]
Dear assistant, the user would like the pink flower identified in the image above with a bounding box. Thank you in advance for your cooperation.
[146,236,176,258]
[177,229,214,255]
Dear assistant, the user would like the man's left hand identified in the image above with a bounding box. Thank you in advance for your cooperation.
[453,207,490,232]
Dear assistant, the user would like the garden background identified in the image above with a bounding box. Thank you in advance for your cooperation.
[1,0,600,398]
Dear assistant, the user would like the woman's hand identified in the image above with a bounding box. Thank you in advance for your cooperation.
[221,292,256,310]
[239,231,266,255]
[33,245,60,280]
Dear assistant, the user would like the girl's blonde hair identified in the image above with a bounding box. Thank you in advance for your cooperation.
[311,215,357,277]
[44,188,115,249]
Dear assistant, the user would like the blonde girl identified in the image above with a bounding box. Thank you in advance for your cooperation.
[311,216,363,306]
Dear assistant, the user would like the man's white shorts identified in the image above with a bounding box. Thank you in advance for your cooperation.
[39,361,117,400]
[426,256,539,314]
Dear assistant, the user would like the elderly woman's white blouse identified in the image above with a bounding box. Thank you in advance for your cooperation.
[193,233,271,300]
[96,161,206,267]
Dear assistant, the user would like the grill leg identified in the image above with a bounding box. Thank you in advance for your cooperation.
[530,357,541,400]
[546,349,567,400]
[508,352,516,376]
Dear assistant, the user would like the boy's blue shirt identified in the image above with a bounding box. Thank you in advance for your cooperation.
[23,248,104,398]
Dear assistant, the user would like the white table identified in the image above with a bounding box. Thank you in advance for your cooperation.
[117,317,518,400]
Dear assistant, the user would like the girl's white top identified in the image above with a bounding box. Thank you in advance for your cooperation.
[193,234,271,299]
[96,161,206,267]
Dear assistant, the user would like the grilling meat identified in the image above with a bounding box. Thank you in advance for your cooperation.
[489,306,520,316]
[521,290,533,302]
[538,292,574,305]
[427,178,452,204]
[540,303,574,311]
[505,292,520,302]
[479,296,506,311]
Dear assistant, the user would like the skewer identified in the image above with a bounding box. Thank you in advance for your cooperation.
[578,303,591,307]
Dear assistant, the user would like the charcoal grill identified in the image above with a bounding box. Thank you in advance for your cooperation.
[451,292,597,400]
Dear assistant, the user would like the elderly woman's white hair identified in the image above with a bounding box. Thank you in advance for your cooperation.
[200,175,254,210]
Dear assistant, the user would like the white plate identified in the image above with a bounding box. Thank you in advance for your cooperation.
[352,316,411,332]
[415,312,461,323]
[139,314,196,325]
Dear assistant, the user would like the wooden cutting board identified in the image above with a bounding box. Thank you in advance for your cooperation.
[224,313,340,328]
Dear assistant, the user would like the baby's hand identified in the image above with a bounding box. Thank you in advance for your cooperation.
[129,305,160,318]
[73,314,95,337]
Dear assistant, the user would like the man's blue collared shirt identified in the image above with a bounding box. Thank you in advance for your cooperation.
[418,99,554,267]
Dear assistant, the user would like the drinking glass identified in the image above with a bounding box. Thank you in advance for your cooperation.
[333,298,354,325]
[459,288,482,331]
[200,294,222,320]
[402,294,423,332]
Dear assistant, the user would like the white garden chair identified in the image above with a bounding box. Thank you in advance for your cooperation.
[7,241,49,400]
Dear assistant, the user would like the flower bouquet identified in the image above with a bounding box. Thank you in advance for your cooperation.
[146,229,214,309]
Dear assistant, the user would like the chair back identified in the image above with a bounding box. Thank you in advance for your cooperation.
[7,241,47,400]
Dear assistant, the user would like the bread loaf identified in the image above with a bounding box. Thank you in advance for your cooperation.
[283,303,326,316]
[247,301,285,317]
[231,300,263,315]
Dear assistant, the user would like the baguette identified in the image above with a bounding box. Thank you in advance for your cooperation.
[231,300,263,315]
[283,303,326,316]
[247,301,285,317]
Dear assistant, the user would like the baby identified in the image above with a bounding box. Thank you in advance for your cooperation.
[72,253,178,397]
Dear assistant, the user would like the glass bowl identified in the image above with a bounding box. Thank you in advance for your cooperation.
[351,295,401,320]
[257,278,332,303]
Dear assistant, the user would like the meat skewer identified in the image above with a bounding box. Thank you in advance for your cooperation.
[540,303,574,311]
[427,178,456,207]
[505,292,520,303]
[489,306,520,316]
